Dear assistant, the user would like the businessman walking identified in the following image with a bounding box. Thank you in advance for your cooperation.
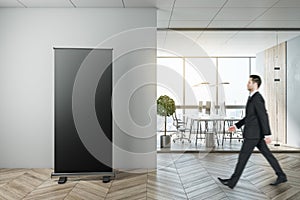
[218,75,287,189]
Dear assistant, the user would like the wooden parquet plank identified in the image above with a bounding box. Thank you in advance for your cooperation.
[0,171,47,200]
[65,180,110,200]
[0,186,24,200]
[201,191,228,200]
[106,183,146,200]
[0,169,27,185]
[187,181,219,199]
[271,187,300,200]
[23,180,76,200]
[265,183,292,199]
[286,190,300,200]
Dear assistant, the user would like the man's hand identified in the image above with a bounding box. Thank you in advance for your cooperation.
[228,126,236,132]
[265,137,272,144]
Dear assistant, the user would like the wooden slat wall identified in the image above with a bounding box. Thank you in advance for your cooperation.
[264,42,286,144]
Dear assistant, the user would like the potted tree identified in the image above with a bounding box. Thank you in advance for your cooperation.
[157,95,176,148]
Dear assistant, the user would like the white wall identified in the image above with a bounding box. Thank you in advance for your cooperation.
[287,35,300,148]
[254,51,265,94]
[0,8,157,168]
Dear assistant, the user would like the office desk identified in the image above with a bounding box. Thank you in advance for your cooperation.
[189,116,241,147]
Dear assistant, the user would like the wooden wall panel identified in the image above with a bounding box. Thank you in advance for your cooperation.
[264,42,286,144]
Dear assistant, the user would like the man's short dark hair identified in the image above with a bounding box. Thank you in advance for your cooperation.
[250,74,262,88]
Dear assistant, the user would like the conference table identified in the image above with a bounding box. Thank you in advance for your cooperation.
[187,115,242,147]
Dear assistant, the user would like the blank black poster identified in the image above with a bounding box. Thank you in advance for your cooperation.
[54,48,112,174]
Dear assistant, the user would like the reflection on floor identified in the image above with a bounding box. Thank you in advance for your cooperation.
[157,132,300,153]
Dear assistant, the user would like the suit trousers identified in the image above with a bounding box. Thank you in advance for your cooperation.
[229,138,286,187]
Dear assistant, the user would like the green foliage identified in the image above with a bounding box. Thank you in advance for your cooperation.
[157,95,176,117]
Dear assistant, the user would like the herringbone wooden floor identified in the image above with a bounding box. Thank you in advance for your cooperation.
[1,153,300,199]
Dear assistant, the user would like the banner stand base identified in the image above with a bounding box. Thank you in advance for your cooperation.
[51,172,115,184]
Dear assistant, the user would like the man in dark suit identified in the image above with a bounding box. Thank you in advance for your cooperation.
[218,75,287,189]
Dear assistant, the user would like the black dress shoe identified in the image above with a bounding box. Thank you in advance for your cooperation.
[218,177,234,189]
[270,177,287,186]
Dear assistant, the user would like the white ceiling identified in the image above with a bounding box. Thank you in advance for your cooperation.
[1,0,300,56]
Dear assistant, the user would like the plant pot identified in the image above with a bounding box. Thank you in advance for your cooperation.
[160,135,171,148]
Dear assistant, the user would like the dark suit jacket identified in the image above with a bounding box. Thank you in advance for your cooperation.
[235,92,271,139]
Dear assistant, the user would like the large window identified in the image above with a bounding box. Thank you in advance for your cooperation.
[218,58,250,105]
[157,56,254,130]
[157,58,183,131]
[157,58,183,105]
[185,58,216,105]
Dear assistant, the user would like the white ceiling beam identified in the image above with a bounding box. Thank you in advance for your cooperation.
[18,0,74,8]
[0,0,24,7]
[224,0,278,8]
[171,8,220,21]
[70,0,123,8]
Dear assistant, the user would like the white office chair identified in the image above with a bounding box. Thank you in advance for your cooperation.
[172,112,191,144]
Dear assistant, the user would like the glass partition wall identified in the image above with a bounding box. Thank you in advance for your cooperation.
[157,30,300,150]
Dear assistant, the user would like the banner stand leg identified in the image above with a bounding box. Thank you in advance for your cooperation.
[58,177,67,184]
[102,176,111,183]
